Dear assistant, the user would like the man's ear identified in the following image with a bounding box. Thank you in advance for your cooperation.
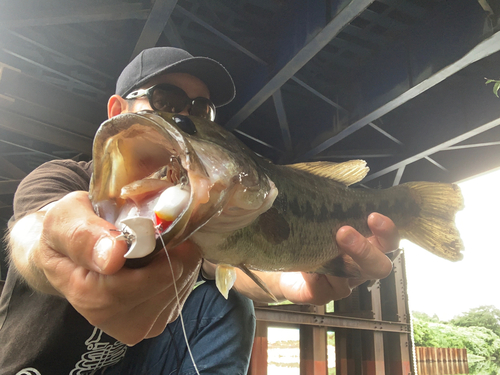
[108,95,129,118]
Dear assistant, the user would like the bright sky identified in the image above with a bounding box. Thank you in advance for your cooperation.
[404,167,500,321]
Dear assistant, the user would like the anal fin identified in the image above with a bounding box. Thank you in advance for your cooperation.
[239,264,278,303]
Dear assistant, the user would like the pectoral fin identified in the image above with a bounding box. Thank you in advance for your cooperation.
[215,264,237,299]
[239,264,278,303]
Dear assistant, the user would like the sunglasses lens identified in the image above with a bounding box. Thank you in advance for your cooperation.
[151,85,189,112]
[149,85,216,121]
[190,98,216,121]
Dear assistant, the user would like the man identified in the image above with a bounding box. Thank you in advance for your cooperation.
[0,47,397,374]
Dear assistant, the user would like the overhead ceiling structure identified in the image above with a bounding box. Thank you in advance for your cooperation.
[0,0,499,228]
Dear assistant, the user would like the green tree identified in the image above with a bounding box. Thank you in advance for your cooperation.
[412,311,440,323]
[451,305,500,337]
[413,317,500,359]
[413,319,439,347]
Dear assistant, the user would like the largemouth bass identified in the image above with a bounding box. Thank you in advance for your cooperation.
[89,111,464,299]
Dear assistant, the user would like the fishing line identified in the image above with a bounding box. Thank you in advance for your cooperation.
[156,229,201,375]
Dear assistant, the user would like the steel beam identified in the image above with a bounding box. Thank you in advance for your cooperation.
[163,19,186,50]
[300,321,328,374]
[291,76,347,112]
[0,139,63,161]
[0,156,26,180]
[393,166,405,186]
[234,130,283,153]
[254,307,409,333]
[388,253,413,374]
[368,123,403,146]
[424,157,447,172]
[0,180,22,195]
[175,6,268,66]
[366,280,385,374]
[224,0,374,131]
[293,76,404,151]
[248,321,268,375]
[0,65,105,126]
[272,90,292,152]
[445,141,500,150]
[6,30,114,80]
[0,94,99,138]
[0,2,148,28]
[131,0,178,60]
[0,109,92,155]
[1,48,106,96]
[363,116,500,183]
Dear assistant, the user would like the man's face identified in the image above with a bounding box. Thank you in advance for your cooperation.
[126,72,211,116]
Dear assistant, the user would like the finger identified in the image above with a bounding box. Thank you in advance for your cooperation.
[336,226,393,280]
[367,212,400,253]
[41,191,128,275]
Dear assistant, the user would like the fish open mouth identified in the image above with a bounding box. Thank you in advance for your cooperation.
[90,112,204,261]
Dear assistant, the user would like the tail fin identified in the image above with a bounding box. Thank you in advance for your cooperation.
[400,182,464,261]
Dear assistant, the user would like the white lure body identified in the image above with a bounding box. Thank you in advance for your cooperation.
[154,185,190,221]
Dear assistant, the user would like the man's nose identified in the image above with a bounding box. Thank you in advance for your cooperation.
[178,103,192,117]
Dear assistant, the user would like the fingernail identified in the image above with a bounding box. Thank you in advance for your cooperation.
[93,235,114,271]
[371,213,384,229]
[342,230,358,246]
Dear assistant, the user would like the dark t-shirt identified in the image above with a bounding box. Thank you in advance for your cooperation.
[0,160,127,375]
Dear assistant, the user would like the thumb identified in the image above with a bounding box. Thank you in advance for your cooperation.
[42,191,128,275]
[336,225,393,280]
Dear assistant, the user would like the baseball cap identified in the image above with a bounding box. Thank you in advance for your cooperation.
[116,47,235,107]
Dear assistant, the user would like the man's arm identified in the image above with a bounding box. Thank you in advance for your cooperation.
[203,213,398,304]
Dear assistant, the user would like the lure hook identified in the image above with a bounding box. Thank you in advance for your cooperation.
[117,217,156,259]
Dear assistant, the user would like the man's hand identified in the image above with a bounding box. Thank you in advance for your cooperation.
[10,191,202,345]
[279,213,399,305]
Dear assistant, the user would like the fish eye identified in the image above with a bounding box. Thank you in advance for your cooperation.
[173,115,197,135]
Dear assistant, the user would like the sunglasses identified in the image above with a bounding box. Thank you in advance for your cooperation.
[125,84,216,121]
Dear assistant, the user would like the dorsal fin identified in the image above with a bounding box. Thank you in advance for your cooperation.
[288,160,369,186]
